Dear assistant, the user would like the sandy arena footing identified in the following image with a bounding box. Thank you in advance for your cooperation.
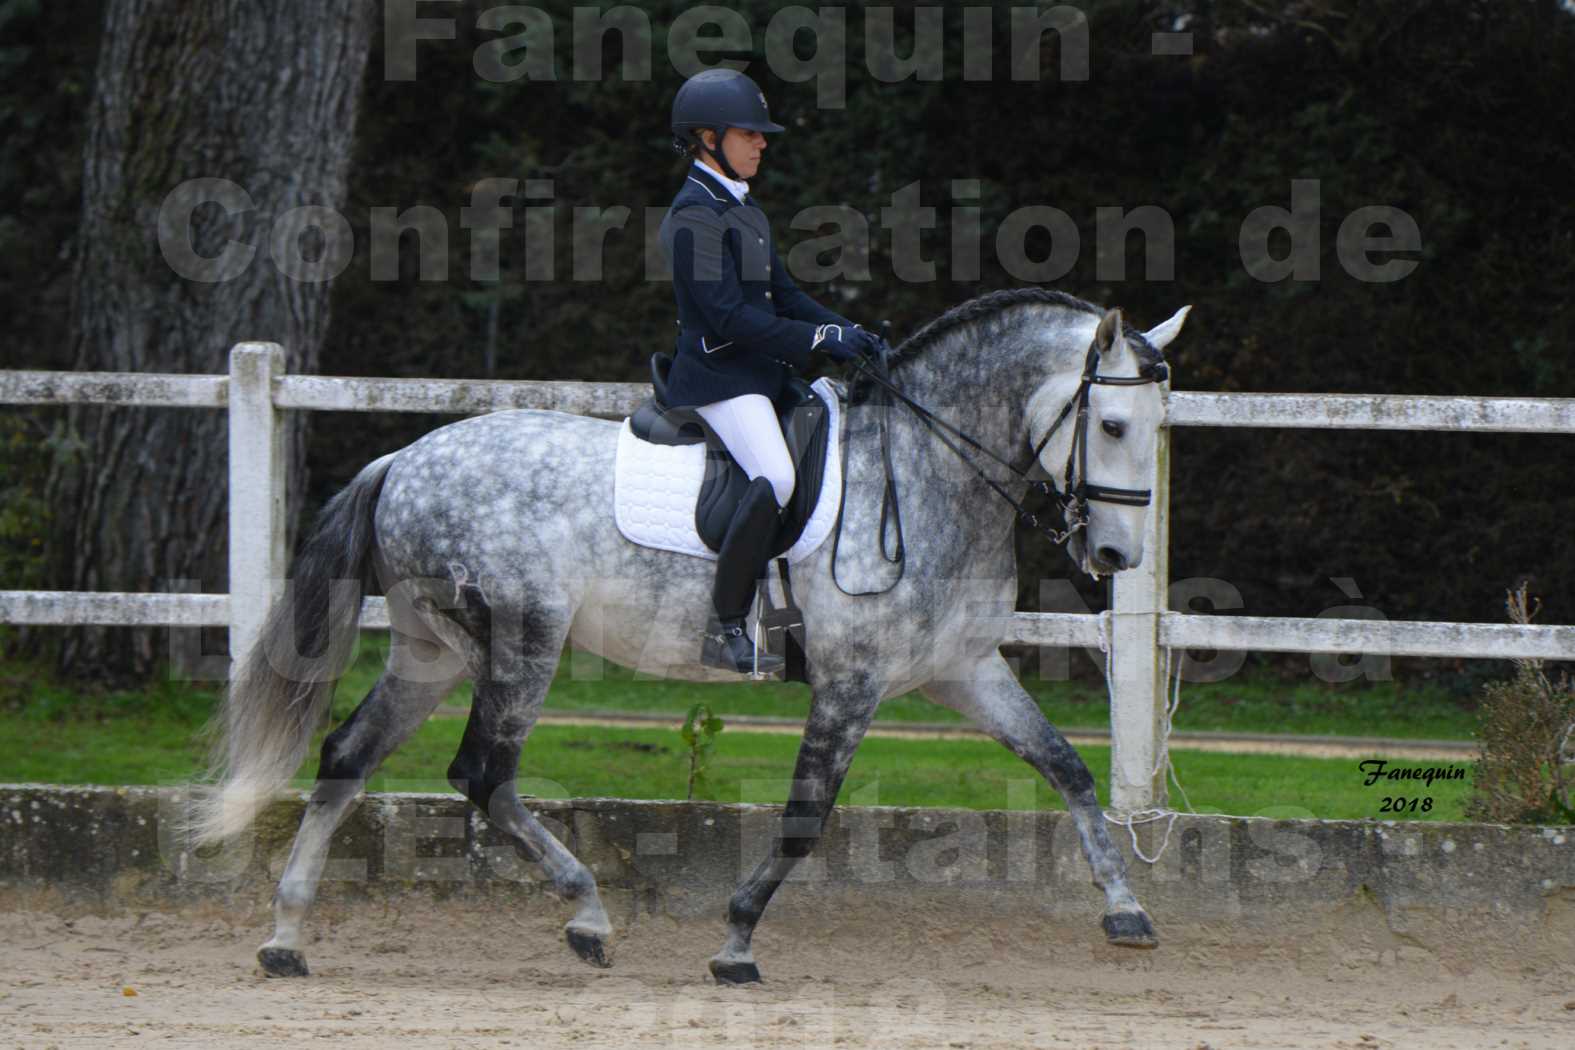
[2,785,1571,1048]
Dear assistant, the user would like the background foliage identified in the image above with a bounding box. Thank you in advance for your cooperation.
[3,1,1572,666]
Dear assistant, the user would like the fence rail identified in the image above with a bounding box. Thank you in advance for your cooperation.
[1,370,227,408]
[1167,391,1575,432]
[4,349,1572,813]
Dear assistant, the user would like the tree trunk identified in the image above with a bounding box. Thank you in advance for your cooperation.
[44,0,376,683]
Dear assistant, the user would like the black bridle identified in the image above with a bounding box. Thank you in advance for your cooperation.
[828,336,1168,597]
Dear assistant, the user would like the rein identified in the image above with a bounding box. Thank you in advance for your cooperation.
[827,345,907,596]
[828,338,1167,596]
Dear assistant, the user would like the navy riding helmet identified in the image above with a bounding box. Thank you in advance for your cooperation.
[670,69,784,181]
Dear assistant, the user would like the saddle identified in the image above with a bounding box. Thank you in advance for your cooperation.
[629,353,834,559]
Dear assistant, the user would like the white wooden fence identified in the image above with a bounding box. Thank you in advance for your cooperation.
[3,344,1574,813]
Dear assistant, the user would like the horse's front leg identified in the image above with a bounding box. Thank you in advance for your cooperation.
[710,674,880,984]
[921,652,1158,948]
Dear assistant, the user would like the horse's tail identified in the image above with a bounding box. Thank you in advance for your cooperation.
[186,451,399,846]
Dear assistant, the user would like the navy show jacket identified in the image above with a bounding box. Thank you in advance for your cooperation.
[657,164,853,408]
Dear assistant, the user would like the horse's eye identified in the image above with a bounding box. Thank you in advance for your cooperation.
[1102,420,1125,439]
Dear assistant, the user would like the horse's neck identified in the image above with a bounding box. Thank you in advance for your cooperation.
[844,341,1044,558]
[837,311,1093,573]
[893,341,1048,472]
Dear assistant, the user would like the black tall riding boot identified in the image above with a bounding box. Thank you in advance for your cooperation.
[701,476,786,674]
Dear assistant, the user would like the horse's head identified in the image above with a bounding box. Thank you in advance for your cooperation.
[1028,304,1190,578]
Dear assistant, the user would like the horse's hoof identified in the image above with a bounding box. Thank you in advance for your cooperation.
[258,947,310,977]
[709,958,762,985]
[565,928,613,969]
[1102,910,1159,948]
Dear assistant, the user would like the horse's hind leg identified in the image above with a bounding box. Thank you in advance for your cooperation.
[445,607,613,968]
[921,652,1158,948]
[258,632,463,977]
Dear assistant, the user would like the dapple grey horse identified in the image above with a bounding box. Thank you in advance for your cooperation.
[191,287,1190,982]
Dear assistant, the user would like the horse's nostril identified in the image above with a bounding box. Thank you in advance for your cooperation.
[1097,546,1128,571]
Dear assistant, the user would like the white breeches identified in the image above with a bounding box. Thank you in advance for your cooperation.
[695,393,796,509]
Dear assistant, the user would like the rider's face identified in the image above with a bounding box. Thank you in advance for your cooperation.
[700,128,767,180]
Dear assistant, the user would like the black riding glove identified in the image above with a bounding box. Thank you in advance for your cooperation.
[814,324,883,364]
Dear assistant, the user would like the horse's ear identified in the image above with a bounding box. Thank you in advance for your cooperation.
[1094,308,1124,356]
[1142,305,1192,351]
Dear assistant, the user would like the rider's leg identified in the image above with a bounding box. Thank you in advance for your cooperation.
[695,393,796,509]
[694,394,795,673]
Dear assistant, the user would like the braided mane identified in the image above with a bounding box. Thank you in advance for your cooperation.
[850,288,1164,402]
[889,288,1102,363]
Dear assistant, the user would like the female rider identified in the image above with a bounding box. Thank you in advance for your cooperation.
[658,68,882,674]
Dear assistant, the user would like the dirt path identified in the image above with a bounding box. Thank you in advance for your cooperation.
[2,904,1568,1049]
[484,709,1475,761]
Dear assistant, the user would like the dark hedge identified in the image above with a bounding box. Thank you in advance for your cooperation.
[4,1,1571,638]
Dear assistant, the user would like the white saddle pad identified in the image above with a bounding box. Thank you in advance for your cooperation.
[614,377,844,563]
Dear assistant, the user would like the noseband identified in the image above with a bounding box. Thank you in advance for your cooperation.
[829,337,1167,596]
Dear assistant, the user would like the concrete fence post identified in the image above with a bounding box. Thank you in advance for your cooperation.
[1107,405,1172,814]
[228,343,288,679]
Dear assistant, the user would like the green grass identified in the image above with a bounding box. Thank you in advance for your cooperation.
[3,635,1484,744]
[325,633,1482,742]
[0,645,1485,821]
[0,686,1475,822]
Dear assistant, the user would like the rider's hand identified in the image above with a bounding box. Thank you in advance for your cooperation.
[815,324,883,363]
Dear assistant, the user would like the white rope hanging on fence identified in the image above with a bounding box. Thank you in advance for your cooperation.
[1159,647,1193,814]
[1100,612,1192,864]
